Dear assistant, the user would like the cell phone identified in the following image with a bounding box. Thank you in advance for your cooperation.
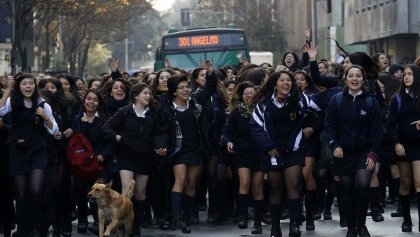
[335,54,345,64]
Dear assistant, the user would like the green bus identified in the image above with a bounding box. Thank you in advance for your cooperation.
[154,27,250,71]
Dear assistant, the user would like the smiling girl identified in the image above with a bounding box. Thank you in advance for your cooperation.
[324,65,382,237]
[102,83,168,236]
[0,74,59,237]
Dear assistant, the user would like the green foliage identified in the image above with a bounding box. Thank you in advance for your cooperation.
[87,43,111,76]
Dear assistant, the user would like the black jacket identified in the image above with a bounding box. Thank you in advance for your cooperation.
[387,91,420,145]
[102,105,168,158]
[324,90,382,161]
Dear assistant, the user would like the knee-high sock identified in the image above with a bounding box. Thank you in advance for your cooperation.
[400,194,412,223]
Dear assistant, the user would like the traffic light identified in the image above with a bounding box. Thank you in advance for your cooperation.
[181,8,190,26]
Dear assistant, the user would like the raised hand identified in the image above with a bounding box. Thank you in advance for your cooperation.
[107,58,119,72]
[307,43,318,60]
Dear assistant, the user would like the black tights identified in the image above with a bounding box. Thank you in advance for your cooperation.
[268,166,302,228]
[267,166,302,204]
[341,169,372,228]
[53,163,73,231]
[15,169,44,233]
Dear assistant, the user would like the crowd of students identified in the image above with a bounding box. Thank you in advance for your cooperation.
[0,43,420,237]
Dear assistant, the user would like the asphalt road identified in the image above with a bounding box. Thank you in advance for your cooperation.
[61,203,419,237]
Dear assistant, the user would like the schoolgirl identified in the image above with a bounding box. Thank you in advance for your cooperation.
[102,83,168,236]
[224,81,265,234]
[162,61,216,234]
[324,65,382,237]
[63,90,111,233]
[250,70,310,237]
[387,64,420,232]
[0,74,59,237]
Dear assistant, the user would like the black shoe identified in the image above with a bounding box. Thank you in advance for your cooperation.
[312,210,322,220]
[192,211,199,225]
[62,231,71,237]
[270,228,282,237]
[52,229,61,237]
[88,222,99,235]
[356,225,371,237]
[391,209,403,217]
[251,223,262,234]
[262,212,272,225]
[386,197,395,204]
[288,222,301,237]
[371,210,384,222]
[346,228,357,237]
[157,219,170,230]
[77,220,88,233]
[401,221,413,232]
[280,208,288,220]
[181,224,191,234]
[142,213,152,228]
[238,216,248,229]
[323,211,332,220]
[207,214,216,224]
[30,230,41,237]
[306,219,315,231]
[170,219,183,230]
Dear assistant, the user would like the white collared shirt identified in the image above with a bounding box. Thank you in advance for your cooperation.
[0,97,59,135]
[173,98,190,112]
[83,111,100,118]
[271,92,288,108]
[132,104,149,118]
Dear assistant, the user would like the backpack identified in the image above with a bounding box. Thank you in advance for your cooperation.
[67,133,102,181]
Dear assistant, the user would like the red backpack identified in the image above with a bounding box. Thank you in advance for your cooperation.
[67,133,103,181]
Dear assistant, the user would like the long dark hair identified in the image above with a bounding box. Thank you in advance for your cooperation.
[377,72,399,104]
[252,70,300,107]
[38,89,60,115]
[190,67,206,91]
[80,89,109,124]
[152,68,175,93]
[400,64,420,113]
[38,78,67,115]
[10,74,39,112]
[228,81,256,112]
[129,83,161,111]
[342,65,371,93]
[56,74,79,100]
[348,52,379,80]
[100,78,131,104]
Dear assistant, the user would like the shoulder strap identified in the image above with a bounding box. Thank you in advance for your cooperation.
[366,96,373,109]
[335,92,343,111]
[396,94,402,112]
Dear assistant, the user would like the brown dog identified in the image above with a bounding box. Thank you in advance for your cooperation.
[88,180,135,237]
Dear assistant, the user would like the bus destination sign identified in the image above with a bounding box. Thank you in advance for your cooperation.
[164,33,245,50]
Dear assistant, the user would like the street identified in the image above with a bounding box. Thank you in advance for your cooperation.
[65,204,419,237]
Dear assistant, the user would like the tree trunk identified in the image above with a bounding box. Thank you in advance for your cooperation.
[77,40,91,77]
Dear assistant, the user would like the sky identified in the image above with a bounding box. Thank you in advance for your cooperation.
[152,0,175,12]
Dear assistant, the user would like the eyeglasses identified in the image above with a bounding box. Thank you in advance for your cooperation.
[177,85,191,90]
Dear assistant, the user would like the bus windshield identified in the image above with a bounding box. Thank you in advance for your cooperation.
[154,28,250,71]
[165,49,247,70]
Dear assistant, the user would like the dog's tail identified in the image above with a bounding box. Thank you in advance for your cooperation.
[123,180,135,199]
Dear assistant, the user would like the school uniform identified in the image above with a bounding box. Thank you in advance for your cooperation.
[102,104,168,175]
[388,90,420,161]
[250,93,310,172]
[0,98,59,175]
[224,104,260,170]
[324,90,382,176]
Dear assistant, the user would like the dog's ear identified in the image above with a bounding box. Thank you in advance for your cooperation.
[105,182,112,191]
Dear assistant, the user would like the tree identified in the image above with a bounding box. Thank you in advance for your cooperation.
[191,0,287,64]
